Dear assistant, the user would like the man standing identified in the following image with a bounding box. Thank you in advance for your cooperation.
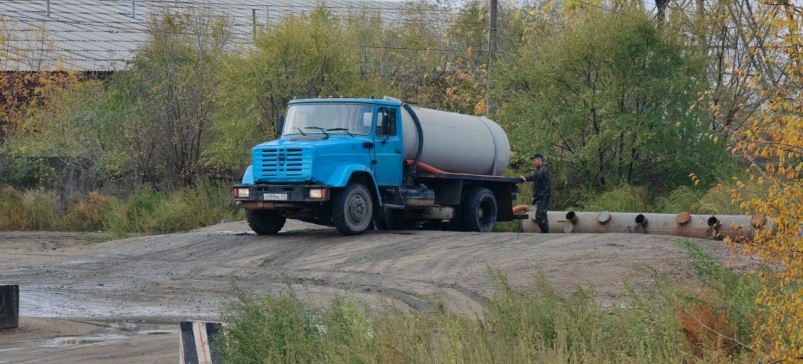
[520,153,551,233]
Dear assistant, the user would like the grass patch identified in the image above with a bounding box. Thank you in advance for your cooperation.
[0,180,243,237]
[101,179,245,238]
[220,256,763,363]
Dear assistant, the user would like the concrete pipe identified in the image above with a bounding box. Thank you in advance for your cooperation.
[519,209,771,240]
[520,210,572,233]
[562,211,645,234]
[711,214,767,240]
[634,212,718,239]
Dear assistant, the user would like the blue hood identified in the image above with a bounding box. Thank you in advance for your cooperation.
[251,136,372,184]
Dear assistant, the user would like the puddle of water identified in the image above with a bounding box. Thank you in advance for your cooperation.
[40,321,179,348]
[57,338,105,345]
[43,334,128,348]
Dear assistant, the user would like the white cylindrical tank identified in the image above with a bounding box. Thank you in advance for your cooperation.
[400,105,510,176]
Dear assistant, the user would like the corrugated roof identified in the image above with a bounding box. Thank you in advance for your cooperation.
[0,0,406,71]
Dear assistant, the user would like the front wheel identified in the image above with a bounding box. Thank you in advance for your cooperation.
[246,210,286,235]
[462,187,498,232]
[332,183,374,236]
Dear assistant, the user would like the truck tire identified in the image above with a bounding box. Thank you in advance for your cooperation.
[332,182,374,235]
[246,210,286,235]
[462,187,498,232]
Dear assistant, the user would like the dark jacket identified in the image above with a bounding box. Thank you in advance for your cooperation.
[524,163,551,200]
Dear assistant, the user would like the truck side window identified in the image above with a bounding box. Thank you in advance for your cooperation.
[376,107,397,137]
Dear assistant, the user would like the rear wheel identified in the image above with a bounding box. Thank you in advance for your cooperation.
[332,183,374,236]
[462,187,498,232]
[246,210,286,235]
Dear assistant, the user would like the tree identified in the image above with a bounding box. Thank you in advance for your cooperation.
[667,0,783,138]
[730,1,803,361]
[496,6,728,192]
[110,7,229,189]
[207,6,359,168]
[207,2,493,168]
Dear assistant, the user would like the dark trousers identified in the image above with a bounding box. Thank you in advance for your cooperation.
[534,197,550,233]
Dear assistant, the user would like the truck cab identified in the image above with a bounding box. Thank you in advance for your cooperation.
[233,97,520,236]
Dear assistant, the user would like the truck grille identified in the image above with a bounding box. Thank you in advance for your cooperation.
[252,147,312,182]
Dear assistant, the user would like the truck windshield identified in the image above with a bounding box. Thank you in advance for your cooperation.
[283,103,373,136]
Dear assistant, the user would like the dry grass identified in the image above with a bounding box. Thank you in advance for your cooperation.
[0,181,242,236]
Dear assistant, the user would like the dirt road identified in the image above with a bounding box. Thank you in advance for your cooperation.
[0,221,756,363]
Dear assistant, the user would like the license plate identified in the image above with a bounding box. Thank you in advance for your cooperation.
[263,193,288,201]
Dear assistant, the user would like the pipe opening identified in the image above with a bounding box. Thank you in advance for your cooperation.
[707,216,721,227]
[566,211,578,224]
[635,214,647,226]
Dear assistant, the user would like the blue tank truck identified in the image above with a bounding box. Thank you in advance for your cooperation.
[232,96,523,236]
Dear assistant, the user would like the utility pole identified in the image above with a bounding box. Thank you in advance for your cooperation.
[487,0,498,116]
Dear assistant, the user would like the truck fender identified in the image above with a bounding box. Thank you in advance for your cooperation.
[241,165,255,185]
[325,164,383,207]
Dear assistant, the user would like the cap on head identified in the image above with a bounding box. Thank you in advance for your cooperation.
[530,153,544,160]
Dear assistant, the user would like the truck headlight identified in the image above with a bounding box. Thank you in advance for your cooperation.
[309,188,325,199]
[234,188,250,198]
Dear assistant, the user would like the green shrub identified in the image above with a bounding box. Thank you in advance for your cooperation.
[693,187,744,215]
[103,181,242,238]
[61,192,114,231]
[102,187,167,238]
[145,180,241,234]
[222,288,324,363]
[653,186,705,213]
[575,184,651,212]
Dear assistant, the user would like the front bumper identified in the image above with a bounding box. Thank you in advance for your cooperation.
[232,184,330,204]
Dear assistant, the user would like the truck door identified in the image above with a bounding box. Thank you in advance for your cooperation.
[373,107,403,186]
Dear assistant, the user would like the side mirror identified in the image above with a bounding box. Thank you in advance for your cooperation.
[381,114,391,136]
[276,114,285,136]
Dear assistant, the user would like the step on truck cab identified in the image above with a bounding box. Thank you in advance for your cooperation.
[233,96,521,236]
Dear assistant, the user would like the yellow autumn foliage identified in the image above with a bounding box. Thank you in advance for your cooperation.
[730,2,803,361]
